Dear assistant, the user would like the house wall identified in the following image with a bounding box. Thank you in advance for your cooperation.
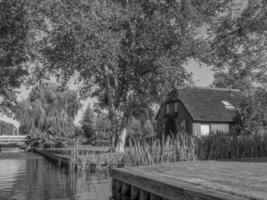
[156,100,193,136]
[193,122,230,136]
[192,123,201,136]
[210,123,229,133]
[174,100,193,134]
[157,100,233,137]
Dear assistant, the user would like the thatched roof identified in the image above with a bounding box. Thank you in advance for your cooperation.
[161,87,244,122]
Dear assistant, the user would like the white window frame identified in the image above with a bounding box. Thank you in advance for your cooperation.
[221,100,235,109]
[200,124,210,136]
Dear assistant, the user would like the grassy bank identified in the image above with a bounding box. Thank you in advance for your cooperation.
[73,132,196,172]
[70,132,267,173]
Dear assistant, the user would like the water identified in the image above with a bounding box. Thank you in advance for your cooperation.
[0,147,112,200]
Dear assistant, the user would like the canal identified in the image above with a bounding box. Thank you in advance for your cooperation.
[0,147,112,200]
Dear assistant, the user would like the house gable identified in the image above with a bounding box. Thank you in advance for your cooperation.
[164,87,244,123]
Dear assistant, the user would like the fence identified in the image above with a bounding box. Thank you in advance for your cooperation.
[0,135,27,144]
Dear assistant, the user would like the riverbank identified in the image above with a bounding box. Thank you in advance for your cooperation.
[34,132,267,173]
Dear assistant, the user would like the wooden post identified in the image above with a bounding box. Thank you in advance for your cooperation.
[122,183,130,195]
[130,186,139,200]
[111,179,116,198]
[116,180,122,200]
[139,190,149,200]
[121,183,130,200]
[150,193,161,200]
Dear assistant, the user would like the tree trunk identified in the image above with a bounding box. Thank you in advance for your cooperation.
[115,127,127,152]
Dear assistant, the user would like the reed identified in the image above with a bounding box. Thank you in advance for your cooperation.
[72,132,197,172]
[70,131,267,173]
[196,132,267,160]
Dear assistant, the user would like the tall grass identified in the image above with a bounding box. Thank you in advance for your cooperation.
[73,132,196,172]
[70,131,267,173]
[197,132,267,160]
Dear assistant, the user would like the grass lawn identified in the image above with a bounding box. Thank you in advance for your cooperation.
[136,160,267,200]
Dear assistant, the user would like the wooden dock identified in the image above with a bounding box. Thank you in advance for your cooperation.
[42,146,109,155]
[35,146,109,170]
[35,149,72,169]
[110,161,267,200]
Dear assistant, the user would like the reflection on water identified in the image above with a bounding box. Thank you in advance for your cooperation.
[0,148,111,200]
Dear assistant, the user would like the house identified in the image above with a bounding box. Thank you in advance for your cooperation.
[155,87,244,137]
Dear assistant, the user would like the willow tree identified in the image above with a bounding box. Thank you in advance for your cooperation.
[17,83,80,147]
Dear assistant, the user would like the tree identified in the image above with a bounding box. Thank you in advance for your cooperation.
[94,113,112,136]
[208,0,267,90]
[208,0,267,134]
[0,121,15,135]
[30,0,196,151]
[26,0,267,151]
[16,83,81,148]
[234,87,267,134]
[81,106,95,143]
[0,0,29,115]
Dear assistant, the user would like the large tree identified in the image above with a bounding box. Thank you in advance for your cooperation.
[208,0,267,133]
[209,0,267,90]
[29,0,199,151]
[16,83,80,147]
[0,0,29,115]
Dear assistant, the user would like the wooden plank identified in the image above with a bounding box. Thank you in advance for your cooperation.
[116,180,122,200]
[150,193,161,200]
[111,167,249,200]
[130,186,139,200]
[35,149,71,168]
[139,190,149,200]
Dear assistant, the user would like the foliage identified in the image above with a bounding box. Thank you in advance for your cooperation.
[205,0,267,75]
[0,0,29,115]
[94,114,112,137]
[72,131,267,172]
[196,133,267,160]
[127,118,155,140]
[235,88,267,134]
[210,0,267,92]
[12,0,266,151]
[16,83,81,148]
[0,120,15,135]
[74,133,196,172]
[81,106,96,142]
[28,0,196,150]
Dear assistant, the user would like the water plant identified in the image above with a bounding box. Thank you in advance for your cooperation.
[68,130,267,173]
[196,132,267,160]
[73,132,197,172]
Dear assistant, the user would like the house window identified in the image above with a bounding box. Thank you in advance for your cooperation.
[180,119,186,130]
[166,103,174,114]
[221,100,235,109]
[174,102,178,112]
[200,124,210,136]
